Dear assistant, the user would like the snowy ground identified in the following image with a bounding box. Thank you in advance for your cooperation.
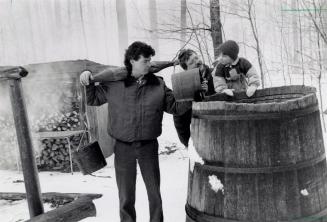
[0,143,189,222]
[1,114,326,222]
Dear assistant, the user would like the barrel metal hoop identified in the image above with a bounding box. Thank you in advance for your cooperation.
[185,203,251,222]
[185,203,327,222]
[201,155,326,174]
[192,105,319,121]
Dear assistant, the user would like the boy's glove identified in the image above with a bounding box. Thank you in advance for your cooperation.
[246,85,258,97]
[222,88,234,97]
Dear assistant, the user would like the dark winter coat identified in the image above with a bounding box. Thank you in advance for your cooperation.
[86,73,191,142]
[173,65,216,147]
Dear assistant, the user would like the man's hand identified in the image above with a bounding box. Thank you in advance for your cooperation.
[80,70,93,86]
[201,80,208,92]
[222,88,234,96]
[246,85,257,97]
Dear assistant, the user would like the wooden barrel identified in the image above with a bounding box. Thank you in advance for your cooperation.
[171,68,202,101]
[186,86,327,222]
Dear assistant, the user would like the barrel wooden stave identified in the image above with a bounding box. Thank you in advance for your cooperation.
[187,86,327,222]
[193,112,323,167]
[188,164,327,221]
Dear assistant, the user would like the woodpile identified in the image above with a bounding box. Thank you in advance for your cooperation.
[37,134,86,172]
[0,110,88,172]
[35,111,81,132]
[32,109,88,172]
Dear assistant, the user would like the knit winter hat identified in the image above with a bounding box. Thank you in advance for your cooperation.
[218,40,239,60]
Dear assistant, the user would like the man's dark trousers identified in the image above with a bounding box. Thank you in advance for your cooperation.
[114,139,163,222]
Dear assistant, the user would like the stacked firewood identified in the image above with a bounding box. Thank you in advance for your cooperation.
[0,109,87,171]
[35,109,89,172]
[35,111,82,132]
[37,135,87,172]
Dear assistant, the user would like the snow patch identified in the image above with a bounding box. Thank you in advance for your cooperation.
[188,139,204,172]
[301,189,309,196]
[208,175,224,193]
[0,199,53,222]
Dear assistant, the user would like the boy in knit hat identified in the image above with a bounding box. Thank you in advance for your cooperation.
[212,40,260,97]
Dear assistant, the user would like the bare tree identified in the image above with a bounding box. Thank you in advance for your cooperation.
[181,0,187,47]
[116,0,129,63]
[317,29,326,131]
[248,0,265,87]
[79,0,89,57]
[221,0,266,88]
[301,0,327,44]
[210,0,223,58]
[291,0,299,65]
[273,1,293,85]
[296,0,306,85]
[149,0,159,56]
[299,0,327,131]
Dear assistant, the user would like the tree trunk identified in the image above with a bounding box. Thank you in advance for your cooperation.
[149,0,159,56]
[210,0,223,59]
[181,0,187,47]
[297,0,305,85]
[291,0,299,68]
[317,28,326,131]
[246,0,265,88]
[116,0,129,64]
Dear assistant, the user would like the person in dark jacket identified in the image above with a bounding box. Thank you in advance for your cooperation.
[80,41,191,222]
[173,49,215,147]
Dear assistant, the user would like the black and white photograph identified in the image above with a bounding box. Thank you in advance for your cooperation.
[0,0,327,221]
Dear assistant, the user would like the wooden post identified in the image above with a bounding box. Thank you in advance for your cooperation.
[1,66,44,218]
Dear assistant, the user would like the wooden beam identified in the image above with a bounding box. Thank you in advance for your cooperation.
[26,195,97,222]
[9,79,44,218]
[0,192,102,202]
[0,66,28,80]
[89,60,174,82]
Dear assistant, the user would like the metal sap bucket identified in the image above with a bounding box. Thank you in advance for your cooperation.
[171,68,202,101]
[73,141,107,175]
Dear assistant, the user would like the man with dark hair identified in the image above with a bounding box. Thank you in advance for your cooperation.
[124,41,155,75]
[80,41,191,222]
[173,49,215,147]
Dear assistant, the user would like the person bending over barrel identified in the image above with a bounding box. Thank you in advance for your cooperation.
[173,49,216,148]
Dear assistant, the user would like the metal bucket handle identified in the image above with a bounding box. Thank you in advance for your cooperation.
[76,128,87,152]
[76,77,93,152]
